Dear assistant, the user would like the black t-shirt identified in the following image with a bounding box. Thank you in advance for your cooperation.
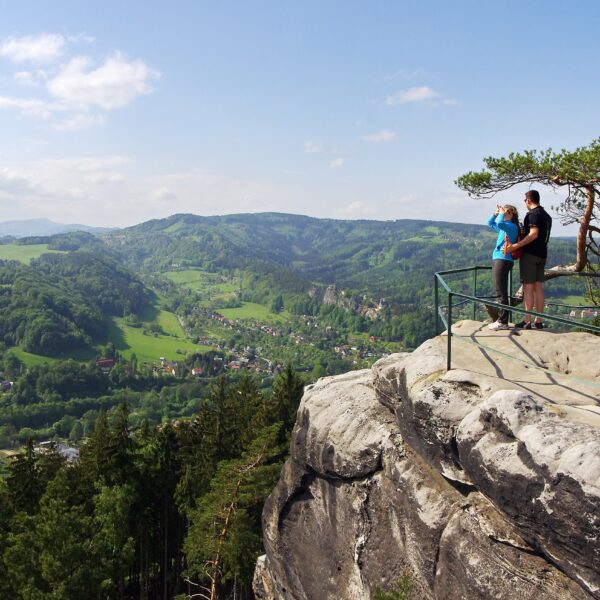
[524,206,552,258]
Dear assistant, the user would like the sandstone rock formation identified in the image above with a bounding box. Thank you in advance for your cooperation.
[254,321,600,599]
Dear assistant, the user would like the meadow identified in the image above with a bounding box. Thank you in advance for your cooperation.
[219,302,290,323]
[8,307,209,367]
[9,347,60,367]
[0,244,64,264]
[164,269,239,293]
[108,311,211,364]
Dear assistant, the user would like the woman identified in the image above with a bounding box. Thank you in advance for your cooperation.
[486,204,520,330]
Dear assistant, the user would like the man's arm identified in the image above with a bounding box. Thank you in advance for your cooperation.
[506,226,538,253]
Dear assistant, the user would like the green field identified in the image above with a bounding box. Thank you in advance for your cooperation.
[164,220,185,233]
[548,295,588,307]
[164,269,239,293]
[10,347,60,367]
[0,244,65,264]
[157,310,185,336]
[164,270,205,290]
[8,309,211,367]
[108,312,211,364]
[219,302,289,323]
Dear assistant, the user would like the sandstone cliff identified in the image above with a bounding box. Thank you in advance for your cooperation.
[254,320,600,599]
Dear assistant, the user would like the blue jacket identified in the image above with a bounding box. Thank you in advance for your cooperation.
[487,213,519,261]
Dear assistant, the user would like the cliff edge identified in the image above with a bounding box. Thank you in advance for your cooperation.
[254,320,600,600]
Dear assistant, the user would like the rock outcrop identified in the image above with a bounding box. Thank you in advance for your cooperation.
[254,321,600,599]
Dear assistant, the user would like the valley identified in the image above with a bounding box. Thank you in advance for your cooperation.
[0,212,595,600]
[0,213,590,450]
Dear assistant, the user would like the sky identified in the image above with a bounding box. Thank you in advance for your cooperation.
[0,1,598,232]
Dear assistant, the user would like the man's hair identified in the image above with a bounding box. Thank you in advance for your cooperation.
[525,190,540,204]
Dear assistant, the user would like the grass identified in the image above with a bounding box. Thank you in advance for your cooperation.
[164,220,185,233]
[157,309,185,337]
[108,316,211,364]
[549,294,589,307]
[10,347,60,367]
[164,270,206,290]
[8,308,211,367]
[218,302,289,323]
[164,269,240,293]
[0,244,65,264]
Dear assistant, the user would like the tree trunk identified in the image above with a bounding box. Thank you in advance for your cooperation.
[164,502,169,600]
[575,186,595,271]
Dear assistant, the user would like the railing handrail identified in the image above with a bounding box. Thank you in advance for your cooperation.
[434,266,600,370]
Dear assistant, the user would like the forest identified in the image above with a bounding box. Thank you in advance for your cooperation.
[0,250,146,356]
[0,213,594,599]
[0,368,302,599]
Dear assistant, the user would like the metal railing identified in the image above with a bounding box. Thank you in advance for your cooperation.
[434,266,600,370]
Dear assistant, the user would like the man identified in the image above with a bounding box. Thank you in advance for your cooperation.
[506,190,552,329]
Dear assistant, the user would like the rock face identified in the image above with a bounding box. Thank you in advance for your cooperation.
[254,321,600,599]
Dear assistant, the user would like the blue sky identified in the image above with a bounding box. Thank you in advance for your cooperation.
[0,1,598,231]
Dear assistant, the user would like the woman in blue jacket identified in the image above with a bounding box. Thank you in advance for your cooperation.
[486,204,520,330]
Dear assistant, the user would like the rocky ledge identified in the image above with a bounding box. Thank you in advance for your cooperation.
[254,320,600,599]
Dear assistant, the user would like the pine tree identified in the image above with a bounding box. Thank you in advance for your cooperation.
[93,483,136,600]
[271,364,304,430]
[0,478,16,599]
[184,423,286,600]
[7,438,43,514]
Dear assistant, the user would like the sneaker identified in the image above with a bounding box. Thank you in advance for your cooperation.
[488,320,509,331]
[534,321,548,329]
[515,321,532,330]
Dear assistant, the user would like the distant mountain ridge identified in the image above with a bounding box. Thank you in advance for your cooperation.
[103,211,579,315]
[0,218,116,238]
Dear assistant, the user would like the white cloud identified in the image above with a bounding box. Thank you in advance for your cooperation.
[47,52,160,110]
[0,95,57,118]
[0,35,159,129]
[385,86,438,106]
[14,69,49,86]
[15,71,36,86]
[0,34,66,64]
[329,158,344,169]
[0,159,300,226]
[152,187,178,202]
[34,156,129,189]
[304,140,322,154]
[51,113,107,131]
[0,167,41,197]
[85,171,125,184]
[67,33,95,44]
[361,129,395,143]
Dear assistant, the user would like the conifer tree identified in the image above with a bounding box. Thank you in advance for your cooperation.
[183,423,286,600]
[0,478,15,599]
[7,438,42,514]
[93,483,136,600]
[271,364,304,430]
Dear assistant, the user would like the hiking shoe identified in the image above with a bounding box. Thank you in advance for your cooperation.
[534,321,548,329]
[488,320,509,331]
[515,321,532,330]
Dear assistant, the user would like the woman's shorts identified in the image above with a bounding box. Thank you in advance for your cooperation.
[520,253,546,283]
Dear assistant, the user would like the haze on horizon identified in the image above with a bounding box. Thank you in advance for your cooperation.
[0,1,598,235]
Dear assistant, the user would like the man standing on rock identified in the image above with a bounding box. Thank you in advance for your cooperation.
[507,190,552,329]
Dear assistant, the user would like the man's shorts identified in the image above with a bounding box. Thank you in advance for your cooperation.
[520,253,546,283]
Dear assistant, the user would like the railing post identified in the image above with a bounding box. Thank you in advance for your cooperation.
[447,293,453,371]
[508,268,513,324]
[434,276,440,334]
[472,269,477,320]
